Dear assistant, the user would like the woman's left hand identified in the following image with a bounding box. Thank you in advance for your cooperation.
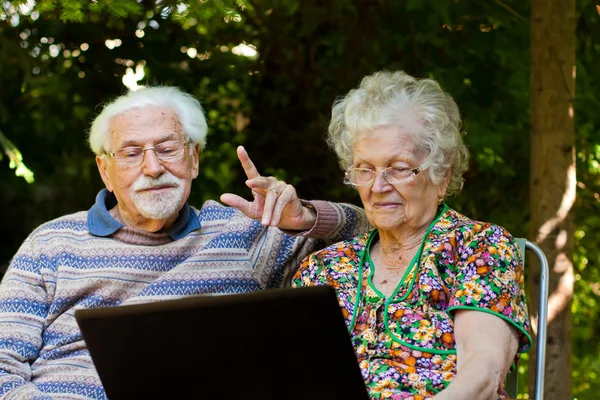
[220,146,317,230]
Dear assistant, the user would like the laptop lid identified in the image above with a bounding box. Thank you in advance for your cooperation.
[75,285,369,400]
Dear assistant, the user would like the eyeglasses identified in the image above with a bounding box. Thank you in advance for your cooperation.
[344,164,427,186]
[105,140,190,166]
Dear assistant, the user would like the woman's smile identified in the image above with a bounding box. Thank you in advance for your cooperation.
[372,201,402,209]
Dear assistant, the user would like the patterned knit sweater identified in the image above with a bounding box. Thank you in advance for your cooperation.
[0,190,366,399]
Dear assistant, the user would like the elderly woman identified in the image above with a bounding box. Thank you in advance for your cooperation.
[292,71,531,399]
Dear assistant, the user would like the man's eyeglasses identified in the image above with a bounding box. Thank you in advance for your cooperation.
[344,164,427,186]
[105,140,190,166]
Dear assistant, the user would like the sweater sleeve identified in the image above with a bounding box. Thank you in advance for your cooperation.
[283,201,368,241]
[0,235,53,399]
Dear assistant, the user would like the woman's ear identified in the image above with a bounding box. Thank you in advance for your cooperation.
[438,168,452,198]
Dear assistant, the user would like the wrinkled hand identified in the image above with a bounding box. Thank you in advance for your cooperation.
[220,146,317,230]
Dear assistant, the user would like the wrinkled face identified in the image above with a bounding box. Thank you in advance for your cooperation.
[96,106,199,228]
[352,124,448,233]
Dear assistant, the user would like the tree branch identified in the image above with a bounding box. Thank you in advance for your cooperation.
[494,0,528,23]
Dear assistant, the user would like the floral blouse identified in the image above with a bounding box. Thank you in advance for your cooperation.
[292,205,531,400]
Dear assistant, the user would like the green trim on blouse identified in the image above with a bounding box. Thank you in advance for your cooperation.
[348,203,456,356]
[447,305,533,353]
[365,230,418,301]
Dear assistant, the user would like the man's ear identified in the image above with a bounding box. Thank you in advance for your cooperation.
[96,155,114,192]
[190,144,200,180]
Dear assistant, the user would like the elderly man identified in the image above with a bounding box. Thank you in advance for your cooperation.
[0,86,366,399]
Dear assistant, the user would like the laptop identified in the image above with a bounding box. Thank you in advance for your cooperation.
[75,285,369,400]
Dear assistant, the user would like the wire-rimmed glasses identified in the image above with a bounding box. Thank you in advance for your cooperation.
[105,140,190,166]
[344,164,428,186]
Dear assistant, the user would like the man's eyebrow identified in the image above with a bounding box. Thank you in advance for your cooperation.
[119,140,141,148]
[119,133,180,148]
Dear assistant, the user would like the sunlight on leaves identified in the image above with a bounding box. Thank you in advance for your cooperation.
[231,43,258,59]
[122,63,146,91]
[0,130,35,183]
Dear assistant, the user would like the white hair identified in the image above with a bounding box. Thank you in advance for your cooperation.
[327,70,469,197]
[88,86,208,155]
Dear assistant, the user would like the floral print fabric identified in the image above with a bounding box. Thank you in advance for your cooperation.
[292,206,531,399]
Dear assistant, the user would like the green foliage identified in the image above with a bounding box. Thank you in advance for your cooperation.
[1,0,599,398]
[11,0,247,23]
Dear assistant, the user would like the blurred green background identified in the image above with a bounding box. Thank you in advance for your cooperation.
[1,0,599,398]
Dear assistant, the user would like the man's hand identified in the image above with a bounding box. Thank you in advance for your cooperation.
[220,146,317,231]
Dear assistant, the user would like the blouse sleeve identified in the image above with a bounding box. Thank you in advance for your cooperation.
[291,252,328,288]
[447,223,532,353]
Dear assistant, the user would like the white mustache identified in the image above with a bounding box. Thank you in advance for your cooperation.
[132,173,181,191]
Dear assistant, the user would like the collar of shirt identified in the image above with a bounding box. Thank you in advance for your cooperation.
[87,188,201,240]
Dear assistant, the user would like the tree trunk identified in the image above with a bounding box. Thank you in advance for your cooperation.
[529,0,576,399]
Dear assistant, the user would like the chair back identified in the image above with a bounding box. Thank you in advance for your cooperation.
[505,239,549,400]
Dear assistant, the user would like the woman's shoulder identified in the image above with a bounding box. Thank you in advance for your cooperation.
[294,232,370,283]
[433,208,519,261]
[439,208,516,242]
[308,231,371,261]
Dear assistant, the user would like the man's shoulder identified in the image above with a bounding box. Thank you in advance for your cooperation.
[191,200,238,217]
[191,200,241,224]
[29,210,90,238]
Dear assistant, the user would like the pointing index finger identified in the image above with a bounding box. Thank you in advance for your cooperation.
[237,145,261,180]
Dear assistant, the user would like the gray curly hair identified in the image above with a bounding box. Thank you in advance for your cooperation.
[326,70,469,197]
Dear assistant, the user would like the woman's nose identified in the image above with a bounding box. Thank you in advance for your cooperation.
[371,171,392,192]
